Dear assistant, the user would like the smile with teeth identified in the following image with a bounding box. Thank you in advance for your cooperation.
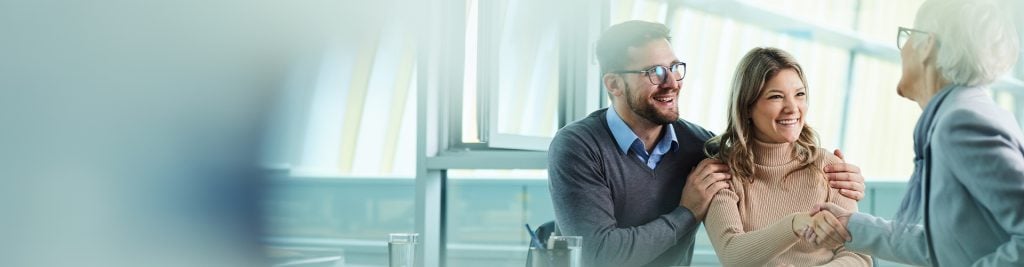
[776,118,799,125]
[654,96,674,103]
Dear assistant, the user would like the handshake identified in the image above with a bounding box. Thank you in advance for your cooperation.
[791,203,853,250]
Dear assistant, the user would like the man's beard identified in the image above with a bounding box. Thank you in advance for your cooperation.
[625,82,678,125]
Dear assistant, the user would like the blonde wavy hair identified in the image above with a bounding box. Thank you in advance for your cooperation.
[705,47,823,184]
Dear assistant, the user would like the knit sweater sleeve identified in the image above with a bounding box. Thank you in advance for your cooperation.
[704,184,801,266]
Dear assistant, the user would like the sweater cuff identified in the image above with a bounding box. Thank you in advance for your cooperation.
[768,213,802,244]
[667,206,699,240]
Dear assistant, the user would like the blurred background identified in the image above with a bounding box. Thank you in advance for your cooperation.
[1,0,1022,266]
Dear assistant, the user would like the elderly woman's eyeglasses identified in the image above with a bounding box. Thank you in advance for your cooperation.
[897,27,933,50]
[612,62,687,85]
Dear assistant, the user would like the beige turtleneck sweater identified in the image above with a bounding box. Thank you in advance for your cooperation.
[704,140,872,267]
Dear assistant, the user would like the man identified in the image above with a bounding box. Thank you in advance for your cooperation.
[547,20,867,267]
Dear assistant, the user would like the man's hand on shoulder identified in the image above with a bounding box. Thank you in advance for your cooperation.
[825,149,866,201]
[680,158,731,221]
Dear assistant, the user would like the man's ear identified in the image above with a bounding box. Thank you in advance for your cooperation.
[604,73,623,97]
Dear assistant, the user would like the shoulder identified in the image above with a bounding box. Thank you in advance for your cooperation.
[933,88,1023,147]
[816,147,841,167]
[814,148,859,207]
[549,109,616,167]
[820,147,858,208]
[936,87,1019,132]
[552,110,608,147]
[670,118,715,164]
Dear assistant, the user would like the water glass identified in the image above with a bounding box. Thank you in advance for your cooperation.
[388,233,418,267]
[548,236,582,267]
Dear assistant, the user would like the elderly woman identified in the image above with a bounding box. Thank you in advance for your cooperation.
[806,0,1023,266]
[702,47,872,266]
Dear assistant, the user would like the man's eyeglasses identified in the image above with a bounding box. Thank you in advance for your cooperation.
[897,27,933,50]
[612,62,686,85]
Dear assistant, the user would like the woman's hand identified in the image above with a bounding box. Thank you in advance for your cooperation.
[803,203,853,249]
[791,212,813,237]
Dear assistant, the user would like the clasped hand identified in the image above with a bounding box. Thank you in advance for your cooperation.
[792,203,853,250]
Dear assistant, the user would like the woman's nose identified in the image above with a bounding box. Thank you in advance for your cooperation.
[782,97,798,112]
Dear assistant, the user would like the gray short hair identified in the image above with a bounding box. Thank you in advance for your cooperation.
[913,0,1020,86]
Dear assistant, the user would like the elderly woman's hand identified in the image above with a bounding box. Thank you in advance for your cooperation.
[825,149,866,201]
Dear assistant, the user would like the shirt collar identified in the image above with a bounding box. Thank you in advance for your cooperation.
[606,107,678,155]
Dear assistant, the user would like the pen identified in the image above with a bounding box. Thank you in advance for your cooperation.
[524,224,544,249]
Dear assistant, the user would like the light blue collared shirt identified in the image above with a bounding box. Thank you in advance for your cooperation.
[606,107,678,169]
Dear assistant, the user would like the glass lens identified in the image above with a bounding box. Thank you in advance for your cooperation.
[644,64,686,85]
[651,65,667,85]
[672,63,686,80]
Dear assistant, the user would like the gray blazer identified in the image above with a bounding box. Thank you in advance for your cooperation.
[845,86,1024,266]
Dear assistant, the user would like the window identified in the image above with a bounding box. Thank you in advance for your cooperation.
[262,17,421,265]
[270,21,419,178]
[262,1,1024,266]
[445,169,551,266]
[456,0,567,151]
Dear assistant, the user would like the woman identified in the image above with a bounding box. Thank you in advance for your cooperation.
[805,0,1023,266]
[702,47,872,266]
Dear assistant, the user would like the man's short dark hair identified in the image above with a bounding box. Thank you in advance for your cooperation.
[596,20,672,74]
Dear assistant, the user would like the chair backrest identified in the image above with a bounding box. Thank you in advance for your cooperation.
[535,221,558,247]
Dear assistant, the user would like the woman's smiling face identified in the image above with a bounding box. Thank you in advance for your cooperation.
[751,68,807,143]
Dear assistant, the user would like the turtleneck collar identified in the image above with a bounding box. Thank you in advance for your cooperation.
[750,139,797,167]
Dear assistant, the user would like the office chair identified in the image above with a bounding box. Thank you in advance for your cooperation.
[535,221,559,245]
